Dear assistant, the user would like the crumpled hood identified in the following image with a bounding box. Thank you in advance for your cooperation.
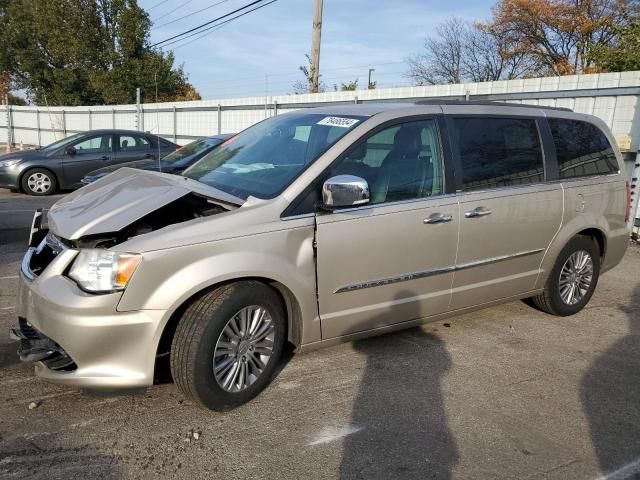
[48,168,244,240]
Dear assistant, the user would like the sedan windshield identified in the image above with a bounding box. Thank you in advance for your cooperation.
[183,113,366,200]
[42,132,85,153]
[161,137,225,166]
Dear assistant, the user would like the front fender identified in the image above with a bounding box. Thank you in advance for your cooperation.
[117,225,321,344]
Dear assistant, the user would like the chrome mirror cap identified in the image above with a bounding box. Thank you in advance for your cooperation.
[322,175,370,209]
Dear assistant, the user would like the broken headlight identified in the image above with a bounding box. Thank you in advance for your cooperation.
[69,250,141,293]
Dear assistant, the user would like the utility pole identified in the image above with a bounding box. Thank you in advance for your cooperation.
[368,68,375,89]
[310,0,323,93]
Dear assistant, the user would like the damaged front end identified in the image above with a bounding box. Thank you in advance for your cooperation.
[68,192,231,249]
[10,318,77,371]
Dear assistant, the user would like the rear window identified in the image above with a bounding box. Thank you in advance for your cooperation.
[453,117,544,192]
[548,118,619,179]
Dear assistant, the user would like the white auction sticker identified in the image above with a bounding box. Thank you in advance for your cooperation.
[317,116,360,128]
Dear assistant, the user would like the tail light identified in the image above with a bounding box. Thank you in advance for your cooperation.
[625,180,633,223]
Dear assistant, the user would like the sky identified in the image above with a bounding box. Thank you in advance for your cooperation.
[138,0,495,99]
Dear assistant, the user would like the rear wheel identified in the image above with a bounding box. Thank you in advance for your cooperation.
[170,281,286,411]
[21,168,57,196]
[526,236,600,316]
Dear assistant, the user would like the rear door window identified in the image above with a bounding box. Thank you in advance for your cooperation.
[118,135,151,152]
[453,117,544,192]
[548,118,619,179]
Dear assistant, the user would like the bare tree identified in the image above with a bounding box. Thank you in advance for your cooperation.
[406,17,466,85]
[462,25,534,82]
[406,17,532,85]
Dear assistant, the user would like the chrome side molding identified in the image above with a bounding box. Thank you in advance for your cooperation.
[334,248,545,293]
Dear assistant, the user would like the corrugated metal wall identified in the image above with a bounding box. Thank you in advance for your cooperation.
[2,71,639,154]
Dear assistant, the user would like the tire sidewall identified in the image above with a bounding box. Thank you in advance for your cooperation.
[192,283,286,410]
[547,236,601,316]
[21,168,57,196]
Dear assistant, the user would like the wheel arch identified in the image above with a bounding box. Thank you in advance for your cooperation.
[154,276,304,380]
[536,224,609,290]
[18,166,60,193]
[575,227,606,260]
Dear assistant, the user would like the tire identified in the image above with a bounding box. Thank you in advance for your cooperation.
[170,281,286,411]
[527,235,600,316]
[21,168,57,196]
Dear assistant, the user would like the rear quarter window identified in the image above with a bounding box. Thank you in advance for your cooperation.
[548,118,619,179]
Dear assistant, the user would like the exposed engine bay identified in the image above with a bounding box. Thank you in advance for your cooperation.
[64,193,229,249]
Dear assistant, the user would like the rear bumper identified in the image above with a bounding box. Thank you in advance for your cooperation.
[15,248,168,390]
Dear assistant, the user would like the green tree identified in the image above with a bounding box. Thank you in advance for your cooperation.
[334,79,359,91]
[589,21,640,72]
[0,0,199,106]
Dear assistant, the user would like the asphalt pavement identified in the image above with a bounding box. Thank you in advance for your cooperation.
[0,189,63,243]
[1,189,639,479]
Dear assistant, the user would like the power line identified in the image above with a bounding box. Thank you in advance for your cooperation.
[166,0,278,50]
[151,0,232,31]
[147,0,170,10]
[151,0,268,47]
[152,0,195,23]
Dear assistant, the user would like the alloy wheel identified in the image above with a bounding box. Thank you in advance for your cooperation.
[213,305,275,392]
[558,250,594,305]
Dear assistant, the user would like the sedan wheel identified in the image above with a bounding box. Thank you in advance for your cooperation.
[21,169,57,196]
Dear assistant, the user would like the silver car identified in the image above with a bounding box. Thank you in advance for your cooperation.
[13,103,630,411]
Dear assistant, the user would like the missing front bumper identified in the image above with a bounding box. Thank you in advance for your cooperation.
[11,317,77,371]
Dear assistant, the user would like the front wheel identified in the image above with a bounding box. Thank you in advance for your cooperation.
[170,281,286,411]
[526,235,600,316]
[21,168,57,196]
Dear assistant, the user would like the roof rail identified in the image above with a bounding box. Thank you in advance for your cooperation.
[414,99,573,112]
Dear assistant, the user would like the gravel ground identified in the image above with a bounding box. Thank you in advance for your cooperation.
[0,226,639,479]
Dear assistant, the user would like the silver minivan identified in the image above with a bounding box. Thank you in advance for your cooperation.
[13,103,630,410]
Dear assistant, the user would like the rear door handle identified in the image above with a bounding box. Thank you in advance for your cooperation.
[99,155,109,161]
[465,207,492,218]
[424,213,453,224]
[144,153,153,158]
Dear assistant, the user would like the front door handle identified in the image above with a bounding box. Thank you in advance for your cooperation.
[465,207,492,218]
[424,213,453,224]
[99,155,109,161]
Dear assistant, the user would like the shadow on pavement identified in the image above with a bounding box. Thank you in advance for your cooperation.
[339,291,458,479]
[581,282,640,476]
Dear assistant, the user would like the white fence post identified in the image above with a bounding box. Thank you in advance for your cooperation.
[4,97,10,152]
[630,149,640,234]
[36,108,41,147]
[173,106,177,142]
[7,104,13,148]
[217,104,222,135]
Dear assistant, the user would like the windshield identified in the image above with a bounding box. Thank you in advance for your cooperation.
[161,137,225,166]
[42,132,85,153]
[183,113,366,200]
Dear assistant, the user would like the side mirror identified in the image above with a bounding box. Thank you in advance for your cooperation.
[65,146,76,156]
[322,175,370,209]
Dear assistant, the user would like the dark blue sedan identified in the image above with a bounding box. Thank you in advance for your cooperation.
[81,134,234,184]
